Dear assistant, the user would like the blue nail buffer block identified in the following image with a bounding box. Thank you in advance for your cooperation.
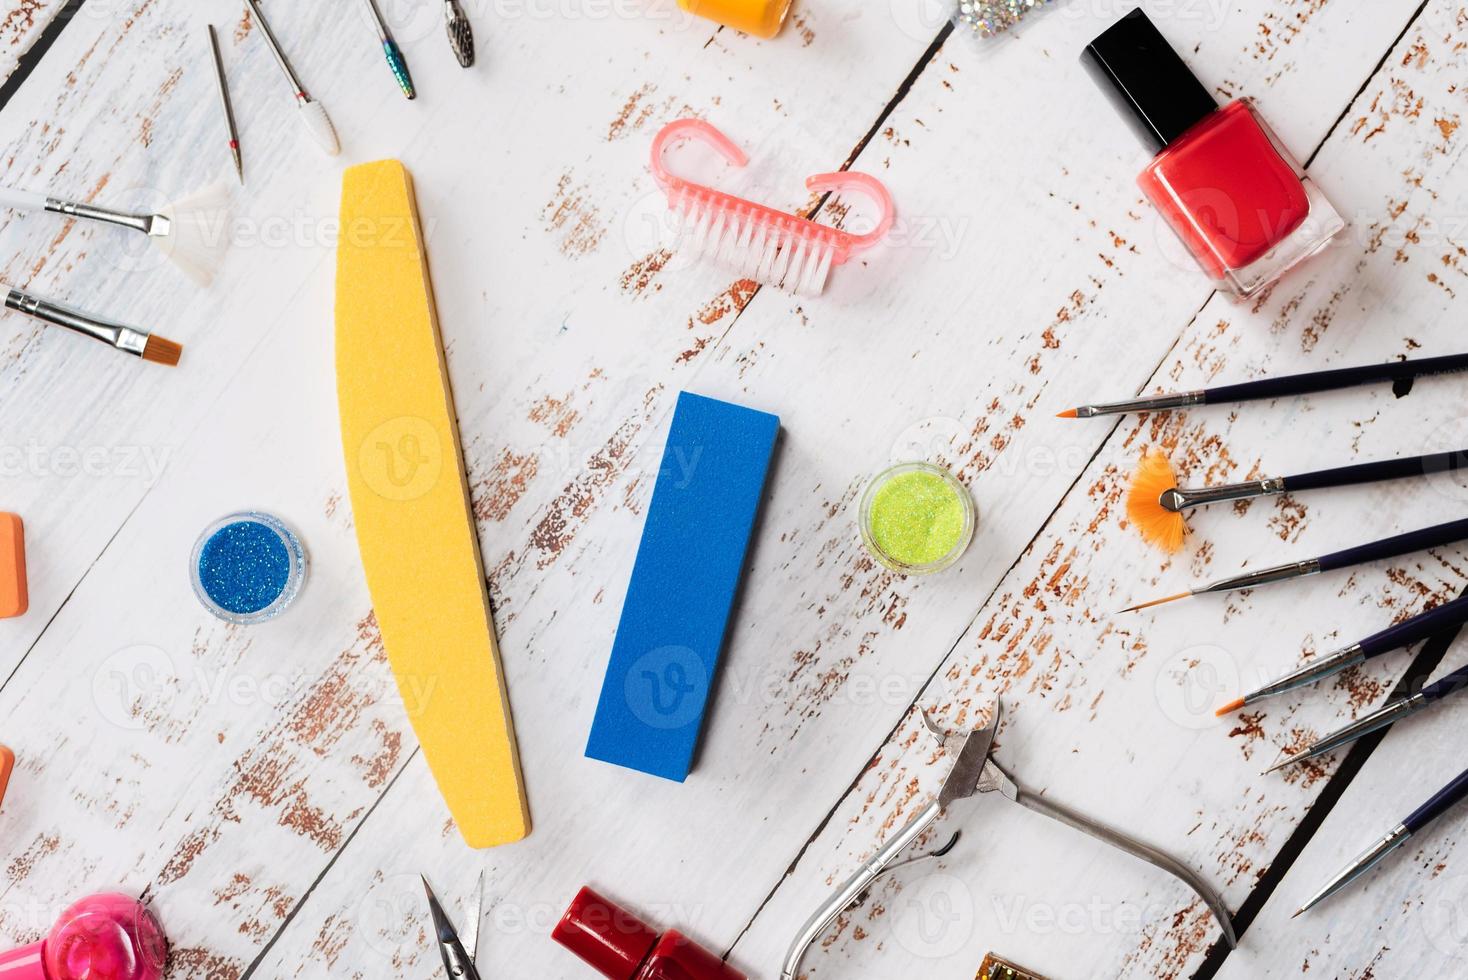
[586,391,780,782]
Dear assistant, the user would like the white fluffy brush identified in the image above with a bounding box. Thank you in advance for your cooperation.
[0,182,233,287]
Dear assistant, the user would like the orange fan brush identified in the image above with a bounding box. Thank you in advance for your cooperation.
[1126,450,1187,554]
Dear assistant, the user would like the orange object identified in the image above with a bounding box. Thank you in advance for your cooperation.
[0,745,13,808]
[1125,450,1187,554]
[0,514,26,618]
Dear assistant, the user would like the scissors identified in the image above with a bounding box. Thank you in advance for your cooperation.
[422,871,484,980]
[780,699,1236,979]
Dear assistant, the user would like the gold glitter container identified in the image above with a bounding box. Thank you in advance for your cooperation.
[859,462,976,575]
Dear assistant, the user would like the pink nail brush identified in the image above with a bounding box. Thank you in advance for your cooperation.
[651,119,895,296]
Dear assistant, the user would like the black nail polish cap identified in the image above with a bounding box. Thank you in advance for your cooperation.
[1081,8,1220,154]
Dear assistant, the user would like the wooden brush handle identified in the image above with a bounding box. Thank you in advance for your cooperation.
[1359,594,1468,659]
[1405,765,1468,834]
[1285,449,1468,493]
[1317,518,1468,572]
[1206,354,1468,404]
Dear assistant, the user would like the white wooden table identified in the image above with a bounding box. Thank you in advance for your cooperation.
[0,1,1465,977]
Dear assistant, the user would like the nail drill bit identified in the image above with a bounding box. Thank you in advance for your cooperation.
[206,25,243,184]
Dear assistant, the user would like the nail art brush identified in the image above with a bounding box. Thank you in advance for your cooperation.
[361,0,416,99]
[206,25,243,184]
[1121,517,1468,613]
[1265,662,1468,774]
[244,0,340,156]
[1216,593,1468,715]
[0,183,230,287]
[3,285,182,366]
[1127,447,1468,554]
[1059,352,1468,419]
[445,0,475,67]
[1295,764,1468,916]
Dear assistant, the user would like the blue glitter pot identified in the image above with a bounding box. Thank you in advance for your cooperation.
[190,512,307,624]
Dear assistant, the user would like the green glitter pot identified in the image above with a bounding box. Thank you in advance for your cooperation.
[190,512,308,625]
[859,463,976,575]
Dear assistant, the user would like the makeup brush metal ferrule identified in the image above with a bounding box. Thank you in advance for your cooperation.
[445,0,475,67]
[3,287,181,366]
[1061,352,1468,419]
[1266,695,1427,775]
[362,0,416,99]
[1219,593,1468,715]
[1124,559,1320,613]
[1296,763,1468,916]
[1066,391,1206,419]
[1161,477,1288,513]
[1295,823,1413,917]
[1266,663,1468,774]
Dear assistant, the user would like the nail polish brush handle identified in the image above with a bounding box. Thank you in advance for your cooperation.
[1405,765,1468,834]
[1317,517,1468,573]
[1286,449,1468,493]
[1359,594,1468,659]
[1205,354,1468,404]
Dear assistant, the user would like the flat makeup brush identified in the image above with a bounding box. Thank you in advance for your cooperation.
[1265,663,1468,774]
[3,285,181,366]
[1294,764,1468,916]
[1060,352,1468,419]
[0,184,230,287]
[244,0,340,157]
[1121,517,1468,613]
[1216,593,1468,715]
[1127,447,1468,553]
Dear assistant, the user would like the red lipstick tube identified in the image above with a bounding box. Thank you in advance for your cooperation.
[1083,10,1343,297]
[552,887,746,980]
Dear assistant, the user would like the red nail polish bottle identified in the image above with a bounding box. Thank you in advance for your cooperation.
[1083,10,1343,297]
[552,887,746,980]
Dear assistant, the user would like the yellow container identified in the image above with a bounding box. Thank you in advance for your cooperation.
[678,0,792,38]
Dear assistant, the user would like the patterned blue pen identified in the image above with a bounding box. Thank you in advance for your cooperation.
[1266,662,1468,774]
[1296,766,1468,915]
[361,0,416,99]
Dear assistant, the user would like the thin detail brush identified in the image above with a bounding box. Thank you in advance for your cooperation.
[206,25,243,184]
[1265,663,1468,774]
[3,286,181,366]
[1060,352,1468,419]
[0,184,231,287]
[1120,518,1468,613]
[1215,594,1468,715]
[245,0,340,156]
[1126,447,1468,553]
[1295,765,1468,915]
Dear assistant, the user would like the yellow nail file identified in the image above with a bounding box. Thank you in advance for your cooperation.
[335,159,529,848]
